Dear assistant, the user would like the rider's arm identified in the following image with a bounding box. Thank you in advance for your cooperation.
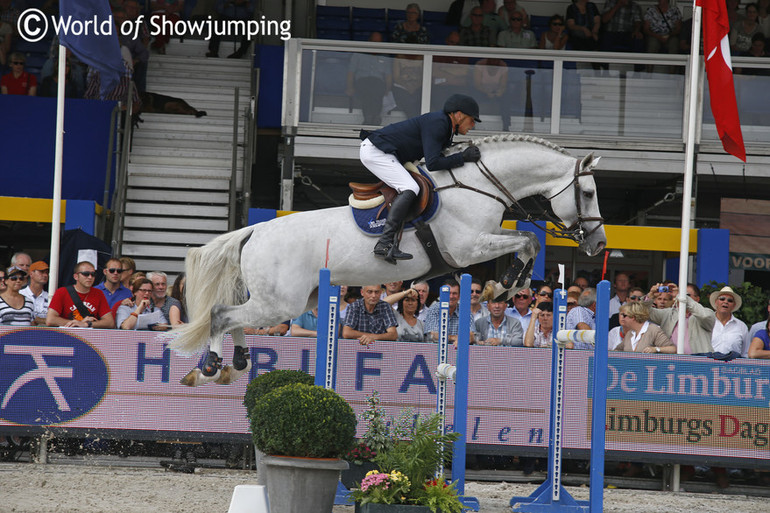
[421,117,465,171]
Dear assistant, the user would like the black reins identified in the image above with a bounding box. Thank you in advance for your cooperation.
[434,149,604,245]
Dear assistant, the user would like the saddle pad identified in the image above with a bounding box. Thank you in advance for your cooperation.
[350,164,440,236]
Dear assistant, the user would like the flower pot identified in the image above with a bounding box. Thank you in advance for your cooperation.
[262,455,348,513]
[340,460,379,489]
[356,504,433,513]
[254,446,266,486]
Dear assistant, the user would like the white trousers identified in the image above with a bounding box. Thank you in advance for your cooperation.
[359,139,420,195]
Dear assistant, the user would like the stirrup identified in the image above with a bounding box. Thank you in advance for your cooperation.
[373,240,391,257]
[383,244,412,264]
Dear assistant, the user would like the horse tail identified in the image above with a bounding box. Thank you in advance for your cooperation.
[169,225,254,355]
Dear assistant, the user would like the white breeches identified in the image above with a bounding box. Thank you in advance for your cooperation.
[360,139,420,195]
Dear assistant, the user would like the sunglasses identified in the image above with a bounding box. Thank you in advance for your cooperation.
[619,313,630,318]
[629,295,642,300]
[538,291,552,297]
[514,293,530,299]
[717,296,735,303]
[511,17,523,21]
[79,271,97,277]
[8,275,25,281]
[471,289,482,294]
[11,61,24,65]
[106,268,124,273]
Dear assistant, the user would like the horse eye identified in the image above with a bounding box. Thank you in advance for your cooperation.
[583,190,595,199]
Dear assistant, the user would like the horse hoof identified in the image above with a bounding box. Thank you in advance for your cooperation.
[500,258,525,289]
[516,258,534,288]
[180,368,221,387]
[215,362,251,385]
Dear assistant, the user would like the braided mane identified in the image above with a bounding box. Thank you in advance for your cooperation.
[446,134,570,156]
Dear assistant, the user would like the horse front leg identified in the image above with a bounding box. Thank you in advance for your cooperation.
[473,230,541,301]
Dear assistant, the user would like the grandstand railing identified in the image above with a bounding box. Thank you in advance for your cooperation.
[283,38,770,153]
[111,85,136,256]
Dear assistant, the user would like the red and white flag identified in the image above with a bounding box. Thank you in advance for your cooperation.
[698,0,746,161]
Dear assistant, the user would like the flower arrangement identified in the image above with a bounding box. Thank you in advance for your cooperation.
[345,441,377,465]
[356,470,412,505]
[349,413,465,513]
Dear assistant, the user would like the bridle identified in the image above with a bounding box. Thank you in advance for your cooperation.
[434,149,605,245]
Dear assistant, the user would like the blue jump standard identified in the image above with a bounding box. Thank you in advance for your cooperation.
[510,280,610,513]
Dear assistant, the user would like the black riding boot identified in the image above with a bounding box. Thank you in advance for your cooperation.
[373,190,416,263]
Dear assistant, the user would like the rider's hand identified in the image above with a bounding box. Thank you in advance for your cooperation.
[462,146,481,163]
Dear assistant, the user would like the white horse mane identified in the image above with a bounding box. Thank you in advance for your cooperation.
[445,134,571,156]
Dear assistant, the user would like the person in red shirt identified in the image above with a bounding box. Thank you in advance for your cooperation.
[0,52,37,96]
[46,261,115,328]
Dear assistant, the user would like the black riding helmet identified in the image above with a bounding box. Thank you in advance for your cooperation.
[443,94,482,123]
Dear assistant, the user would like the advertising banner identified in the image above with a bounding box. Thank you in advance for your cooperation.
[1,327,768,466]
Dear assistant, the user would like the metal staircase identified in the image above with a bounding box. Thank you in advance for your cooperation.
[119,39,253,278]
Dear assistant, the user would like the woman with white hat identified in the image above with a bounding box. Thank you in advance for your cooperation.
[709,286,748,355]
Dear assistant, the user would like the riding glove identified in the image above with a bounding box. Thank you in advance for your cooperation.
[462,146,481,162]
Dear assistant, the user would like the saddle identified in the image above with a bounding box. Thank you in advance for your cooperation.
[349,162,434,218]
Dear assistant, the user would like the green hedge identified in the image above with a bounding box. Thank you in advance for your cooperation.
[243,369,314,421]
[251,383,357,458]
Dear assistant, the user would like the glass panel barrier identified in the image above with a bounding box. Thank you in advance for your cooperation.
[559,64,685,138]
[292,41,706,142]
[703,66,770,145]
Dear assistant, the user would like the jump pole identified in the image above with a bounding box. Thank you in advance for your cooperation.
[511,280,610,512]
[435,275,479,511]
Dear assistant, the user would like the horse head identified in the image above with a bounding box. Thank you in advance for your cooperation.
[548,152,607,257]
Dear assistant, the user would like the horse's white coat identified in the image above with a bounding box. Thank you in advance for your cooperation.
[170,135,607,373]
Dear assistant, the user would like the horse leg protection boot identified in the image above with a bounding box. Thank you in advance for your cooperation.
[374,190,417,263]
[202,351,223,377]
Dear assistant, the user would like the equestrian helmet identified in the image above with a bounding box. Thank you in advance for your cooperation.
[443,94,482,123]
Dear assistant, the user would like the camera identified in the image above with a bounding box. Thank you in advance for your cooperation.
[658,286,669,293]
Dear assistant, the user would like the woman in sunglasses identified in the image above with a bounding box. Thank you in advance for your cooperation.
[534,284,554,307]
[539,14,569,49]
[0,266,34,326]
[116,278,168,330]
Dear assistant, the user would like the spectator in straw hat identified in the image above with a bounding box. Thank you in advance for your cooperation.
[709,286,748,355]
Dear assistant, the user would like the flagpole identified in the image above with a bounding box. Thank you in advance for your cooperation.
[672,0,704,493]
[677,2,703,354]
[48,46,68,295]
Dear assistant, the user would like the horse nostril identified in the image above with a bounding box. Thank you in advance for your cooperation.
[596,241,606,253]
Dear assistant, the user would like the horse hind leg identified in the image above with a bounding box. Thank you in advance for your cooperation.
[216,328,251,385]
[179,303,243,387]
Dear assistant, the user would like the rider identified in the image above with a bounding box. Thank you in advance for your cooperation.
[360,94,482,264]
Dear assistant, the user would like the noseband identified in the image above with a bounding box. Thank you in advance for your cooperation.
[434,151,604,245]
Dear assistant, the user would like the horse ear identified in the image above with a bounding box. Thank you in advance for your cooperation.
[580,152,601,171]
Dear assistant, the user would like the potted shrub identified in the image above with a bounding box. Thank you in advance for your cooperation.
[251,383,357,513]
[350,413,465,513]
[243,369,314,484]
[341,391,390,489]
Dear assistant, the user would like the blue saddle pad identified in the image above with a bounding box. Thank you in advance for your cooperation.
[350,165,440,236]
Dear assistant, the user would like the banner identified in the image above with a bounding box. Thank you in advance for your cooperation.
[1,327,769,466]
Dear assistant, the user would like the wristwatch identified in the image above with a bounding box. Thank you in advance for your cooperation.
[87,321,93,328]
